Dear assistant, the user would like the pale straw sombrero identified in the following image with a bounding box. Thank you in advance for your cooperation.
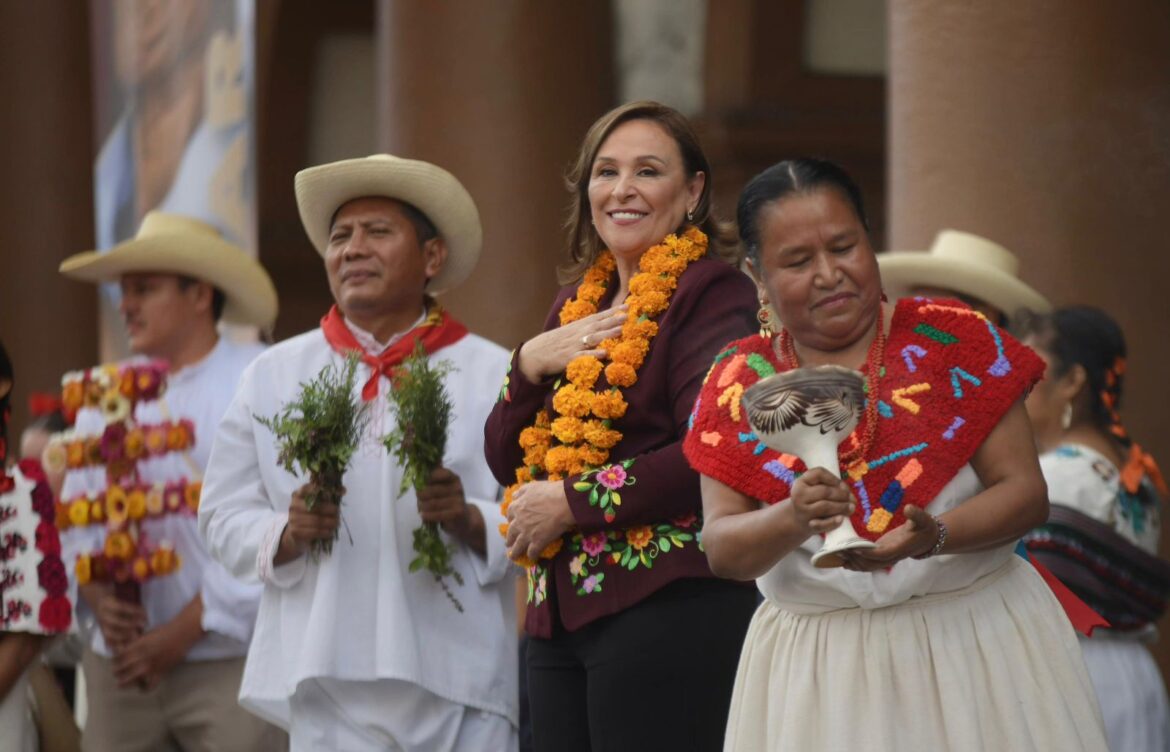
[59,212,278,328]
[879,230,1051,315]
[293,153,482,294]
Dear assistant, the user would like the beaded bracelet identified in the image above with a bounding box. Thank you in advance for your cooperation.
[912,516,948,560]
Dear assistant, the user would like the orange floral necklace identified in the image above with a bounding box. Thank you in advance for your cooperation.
[501,227,709,567]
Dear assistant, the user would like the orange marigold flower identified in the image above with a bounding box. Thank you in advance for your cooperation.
[552,384,593,418]
[84,380,104,407]
[127,488,147,520]
[523,445,549,469]
[75,554,92,585]
[185,481,202,513]
[85,438,103,465]
[609,340,648,368]
[512,553,537,568]
[166,423,188,451]
[622,318,658,341]
[590,389,628,420]
[145,426,168,455]
[534,409,551,429]
[565,356,603,389]
[628,273,674,297]
[558,299,596,325]
[544,446,578,475]
[583,421,622,449]
[502,485,516,515]
[89,498,105,524]
[118,368,136,399]
[66,441,86,469]
[518,426,551,450]
[551,416,586,444]
[626,525,654,550]
[132,557,151,582]
[515,467,533,484]
[62,381,84,415]
[55,502,71,530]
[580,445,609,467]
[540,538,563,560]
[150,545,179,576]
[604,362,637,388]
[104,530,135,561]
[629,290,669,318]
[124,428,147,461]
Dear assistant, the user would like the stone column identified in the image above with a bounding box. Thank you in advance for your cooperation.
[375,0,615,347]
[888,0,1170,675]
[0,3,97,436]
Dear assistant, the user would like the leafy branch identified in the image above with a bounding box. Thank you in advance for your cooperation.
[383,341,464,611]
[255,353,368,556]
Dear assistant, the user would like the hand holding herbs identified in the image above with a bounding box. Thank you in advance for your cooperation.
[256,354,368,557]
[383,341,464,612]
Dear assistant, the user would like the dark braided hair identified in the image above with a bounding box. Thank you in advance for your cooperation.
[1014,306,1126,437]
[736,158,868,266]
[1015,306,1166,494]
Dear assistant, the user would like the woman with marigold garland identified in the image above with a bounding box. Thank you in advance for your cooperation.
[684,158,1108,750]
[485,101,759,750]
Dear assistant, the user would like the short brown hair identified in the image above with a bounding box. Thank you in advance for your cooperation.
[560,101,740,284]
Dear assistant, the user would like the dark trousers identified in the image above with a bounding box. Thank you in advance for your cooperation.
[527,577,758,752]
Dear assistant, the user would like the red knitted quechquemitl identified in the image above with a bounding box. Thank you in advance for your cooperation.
[683,297,1044,540]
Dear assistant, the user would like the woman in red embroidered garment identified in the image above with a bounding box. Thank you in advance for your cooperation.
[484,101,759,751]
[1018,307,1170,752]
[684,159,1108,751]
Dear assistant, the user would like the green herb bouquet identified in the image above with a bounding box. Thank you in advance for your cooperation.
[256,354,369,557]
[383,341,464,611]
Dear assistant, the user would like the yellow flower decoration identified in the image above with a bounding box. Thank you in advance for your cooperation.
[127,488,147,521]
[67,498,90,528]
[145,484,165,516]
[106,486,129,528]
[504,227,709,567]
[75,554,92,585]
[104,530,135,561]
[185,481,202,513]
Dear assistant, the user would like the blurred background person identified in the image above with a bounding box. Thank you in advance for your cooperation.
[486,101,759,751]
[1018,305,1170,752]
[878,229,1050,327]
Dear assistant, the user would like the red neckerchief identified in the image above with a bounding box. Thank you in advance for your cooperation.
[320,302,468,401]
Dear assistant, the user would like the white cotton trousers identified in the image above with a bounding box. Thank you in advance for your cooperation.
[288,677,517,752]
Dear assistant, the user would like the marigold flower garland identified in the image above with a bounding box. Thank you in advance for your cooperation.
[500,227,708,568]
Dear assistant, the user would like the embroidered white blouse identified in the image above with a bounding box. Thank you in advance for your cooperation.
[198,326,517,728]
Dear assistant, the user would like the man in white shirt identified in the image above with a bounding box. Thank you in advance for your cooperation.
[198,154,517,751]
[58,213,284,751]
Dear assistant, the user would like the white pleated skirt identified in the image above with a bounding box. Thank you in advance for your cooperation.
[725,557,1109,752]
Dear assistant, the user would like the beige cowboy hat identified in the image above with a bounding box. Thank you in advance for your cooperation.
[294,153,482,294]
[59,212,278,328]
[878,229,1051,315]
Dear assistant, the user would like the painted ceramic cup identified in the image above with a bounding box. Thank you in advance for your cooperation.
[742,364,875,568]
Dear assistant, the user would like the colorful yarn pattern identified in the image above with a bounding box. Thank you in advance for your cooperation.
[683,298,1044,540]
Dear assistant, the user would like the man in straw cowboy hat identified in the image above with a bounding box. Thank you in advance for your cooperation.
[879,229,1051,326]
[57,213,285,750]
[198,154,517,750]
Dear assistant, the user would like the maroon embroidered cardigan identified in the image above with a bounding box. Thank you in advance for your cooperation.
[484,258,757,637]
[684,298,1045,537]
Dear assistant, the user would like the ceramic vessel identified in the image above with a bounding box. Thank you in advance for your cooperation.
[742,364,875,568]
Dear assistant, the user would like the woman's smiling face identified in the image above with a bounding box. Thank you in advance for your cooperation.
[587,118,704,261]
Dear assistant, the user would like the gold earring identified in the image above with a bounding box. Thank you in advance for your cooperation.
[757,302,774,339]
[686,208,694,222]
[1061,402,1073,430]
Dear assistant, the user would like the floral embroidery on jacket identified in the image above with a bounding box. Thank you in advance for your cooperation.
[565,512,701,597]
[572,460,636,524]
[498,353,514,403]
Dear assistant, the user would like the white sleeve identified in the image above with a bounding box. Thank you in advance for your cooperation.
[198,559,262,642]
[198,373,298,586]
[464,493,513,587]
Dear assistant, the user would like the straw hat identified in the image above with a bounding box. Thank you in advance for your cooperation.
[294,154,482,294]
[59,212,278,328]
[879,230,1051,315]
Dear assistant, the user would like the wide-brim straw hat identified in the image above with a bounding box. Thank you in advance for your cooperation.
[59,212,278,328]
[879,229,1051,315]
[294,154,482,294]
